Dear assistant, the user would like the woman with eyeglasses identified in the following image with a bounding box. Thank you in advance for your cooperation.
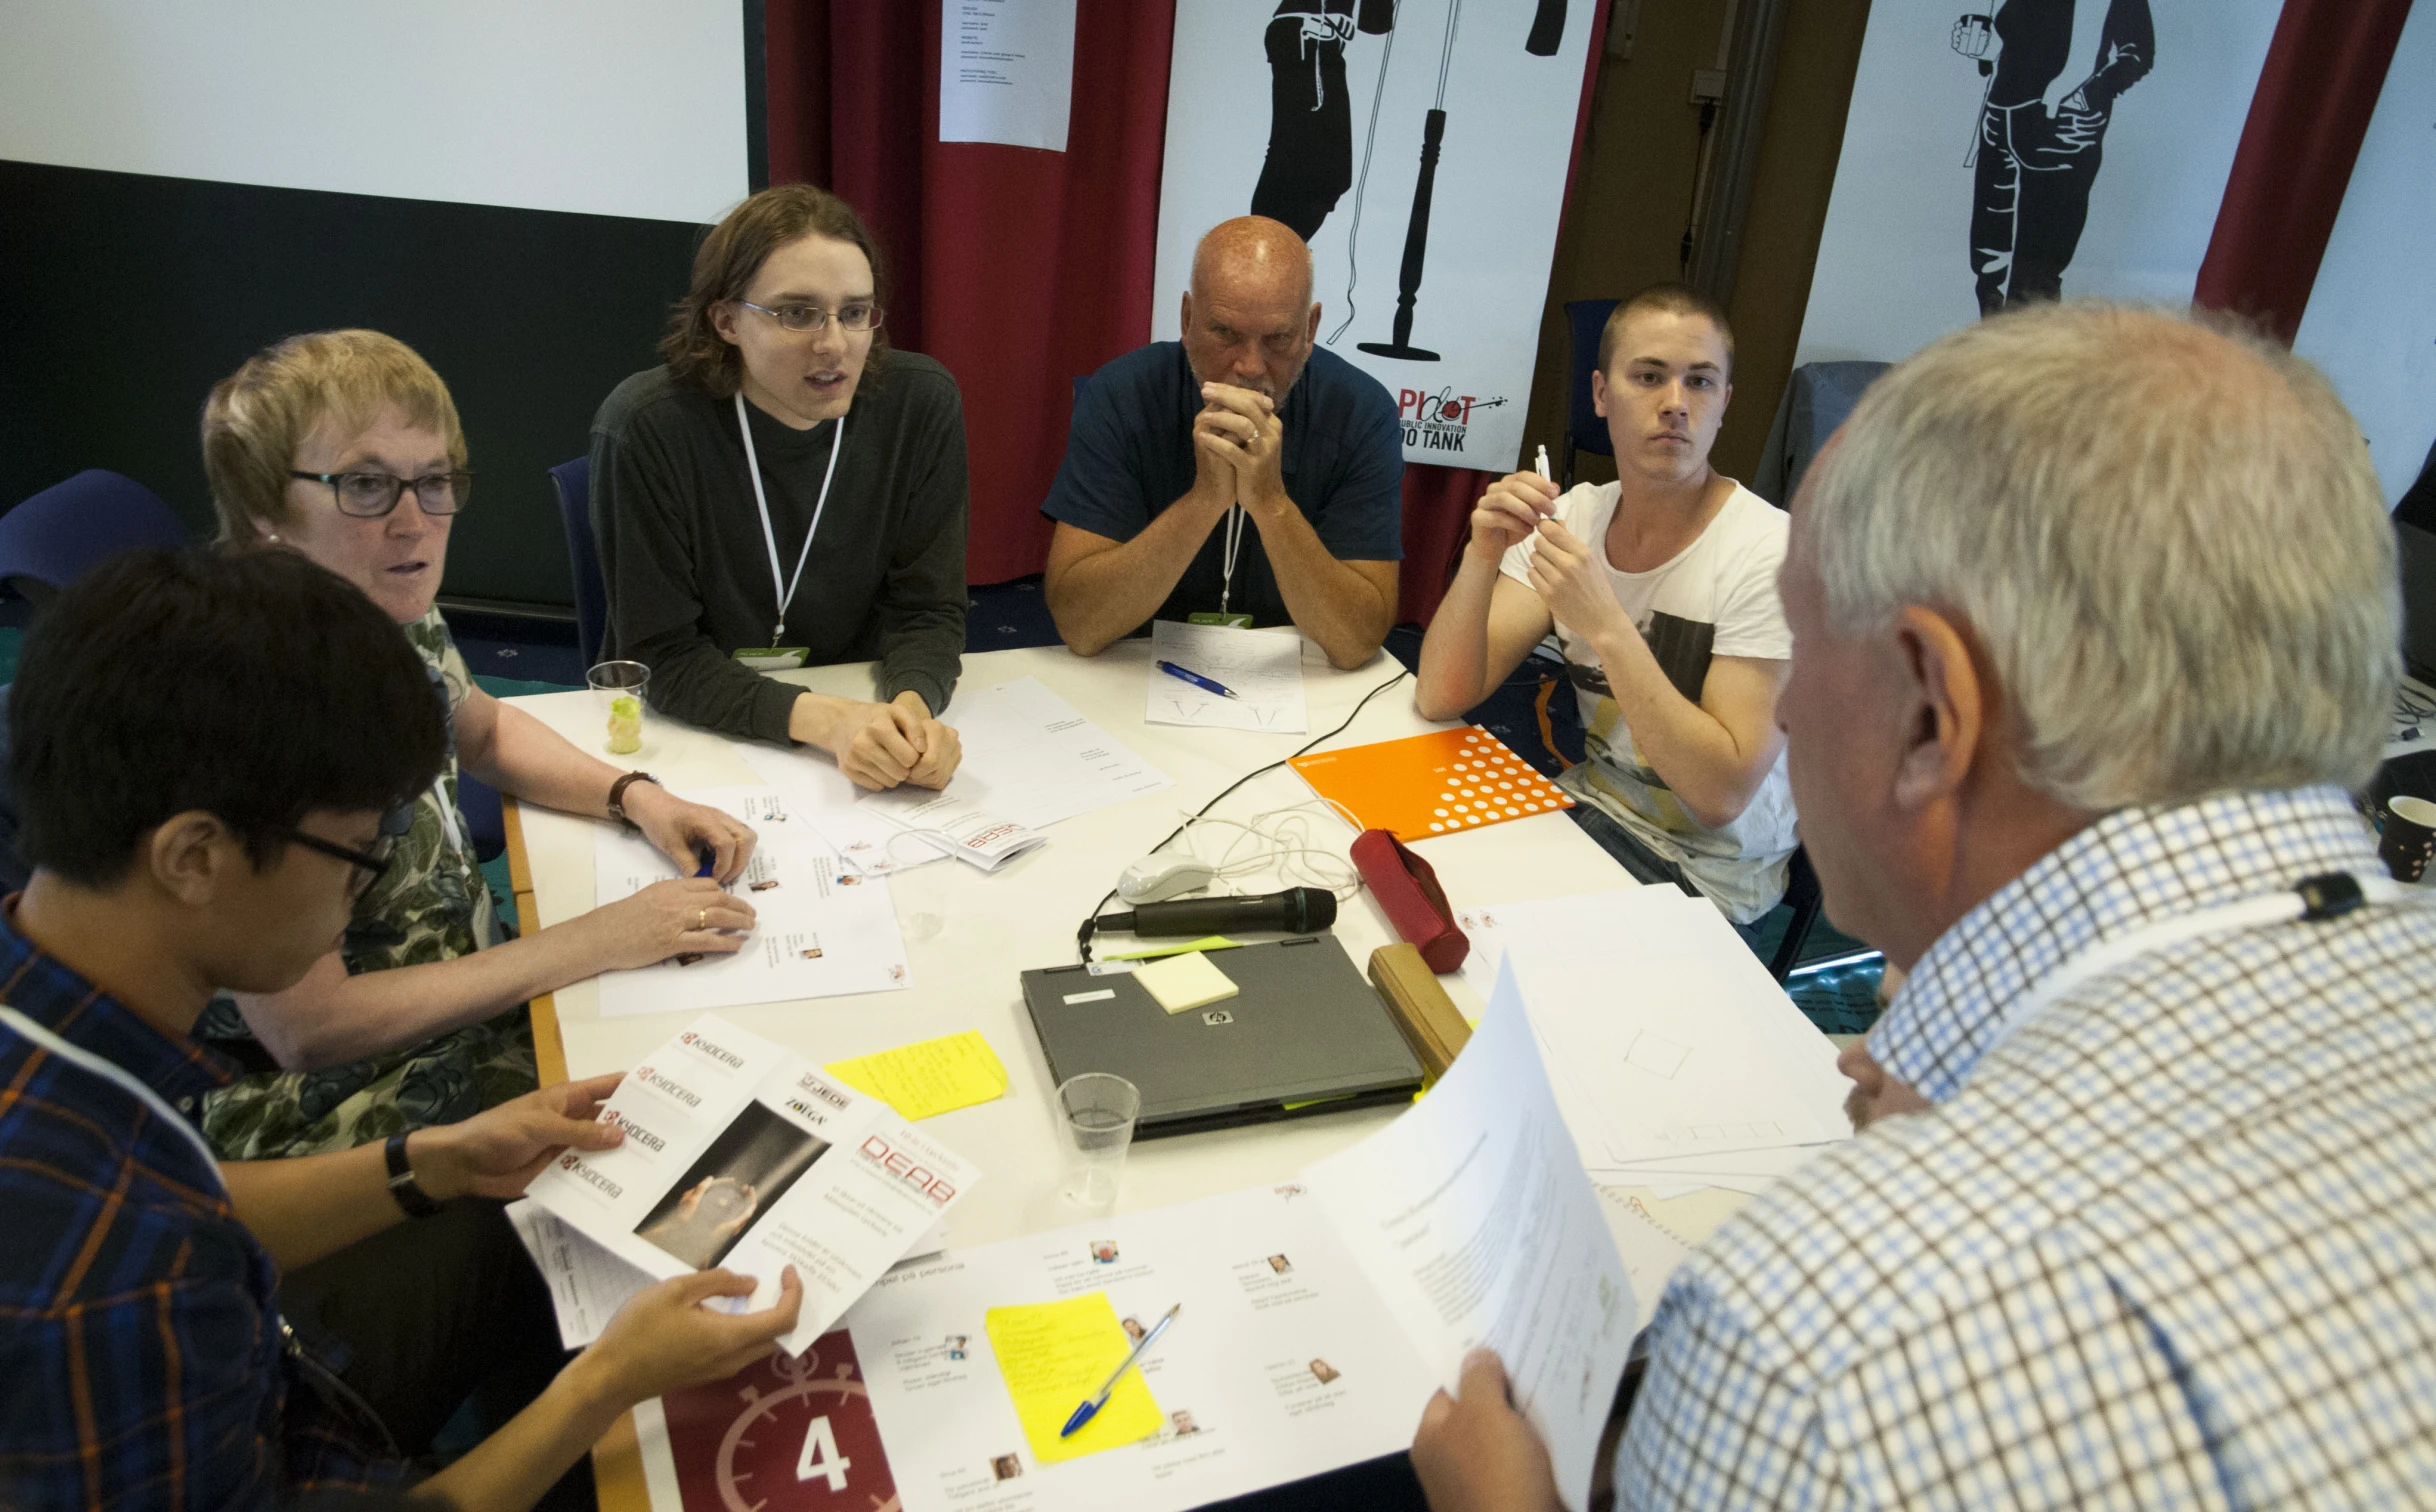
[589,184,968,790]
[195,328,761,1160]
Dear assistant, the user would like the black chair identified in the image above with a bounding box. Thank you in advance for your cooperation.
[1767,846,1826,982]
[550,456,606,667]
[0,470,191,605]
[454,774,507,865]
[1558,298,1620,487]
[1752,361,1891,507]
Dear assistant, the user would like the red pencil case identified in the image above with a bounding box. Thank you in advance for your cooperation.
[1351,828,1469,974]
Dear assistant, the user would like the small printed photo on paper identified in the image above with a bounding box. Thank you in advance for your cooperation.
[1309,1358,1340,1385]
[634,1101,829,1269]
[1089,1239,1119,1265]
[1266,1253,1293,1275]
[992,1454,1023,1481]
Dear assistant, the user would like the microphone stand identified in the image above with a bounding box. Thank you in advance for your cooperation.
[1357,0,1466,362]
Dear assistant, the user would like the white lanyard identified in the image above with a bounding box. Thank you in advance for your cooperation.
[0,1003,224,1189]
[736,391,844,646]
[1220,505,1247,617]
[1982,870,2435,1060]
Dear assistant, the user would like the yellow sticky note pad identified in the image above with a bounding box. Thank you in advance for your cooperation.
[1133,950,1239,1014]
[985,1293,1164,1463]
[825,1030,1009,1121]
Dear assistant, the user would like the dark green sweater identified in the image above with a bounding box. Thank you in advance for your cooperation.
[589,355,968,742]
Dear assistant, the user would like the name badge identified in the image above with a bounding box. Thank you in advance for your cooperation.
[1187,612,1254,629]
[732,646,809,671]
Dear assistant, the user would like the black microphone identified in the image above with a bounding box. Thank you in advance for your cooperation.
[1095,887,1337,936]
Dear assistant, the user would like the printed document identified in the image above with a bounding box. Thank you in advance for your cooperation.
[841,957,1634,1511]
[939,0,1076,152]
[522,1014,976,1355]
[1146,620,1308,733]
[591,787,910,1016]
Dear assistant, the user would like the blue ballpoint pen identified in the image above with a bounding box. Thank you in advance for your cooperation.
[1060,1303,1182,1438]
[1156,660,1240,700]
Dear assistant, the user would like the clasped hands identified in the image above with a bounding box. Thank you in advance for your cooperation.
[795,688,962,791]
[1471,470,1632,643]
[1190,381,1290,516]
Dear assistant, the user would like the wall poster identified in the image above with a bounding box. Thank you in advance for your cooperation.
[1153,1,1597,473]
[1795,0,2284,368]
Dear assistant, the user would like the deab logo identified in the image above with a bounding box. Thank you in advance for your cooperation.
[1396,386,1508,455]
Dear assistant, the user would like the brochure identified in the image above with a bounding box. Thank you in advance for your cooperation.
[522,1013,978,1355]
[841,955,1635,1511]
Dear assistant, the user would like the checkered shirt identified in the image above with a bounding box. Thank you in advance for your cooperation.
[1615,786,2436,1508]
[0,902,395,1508]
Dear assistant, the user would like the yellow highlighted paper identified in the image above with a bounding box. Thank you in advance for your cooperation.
[1102,935,1243,961]
[984,1293,1164,1463]
[1133,951,1240,1013]
[825,1030,1008,1121]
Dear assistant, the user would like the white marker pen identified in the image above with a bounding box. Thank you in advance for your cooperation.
[1535,444,1553,482]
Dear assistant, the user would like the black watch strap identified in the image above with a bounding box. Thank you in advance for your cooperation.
[384,1133,442,1219]
[607,770,660,828]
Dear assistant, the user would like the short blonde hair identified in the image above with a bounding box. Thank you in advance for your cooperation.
[1806,301,2397,809]
[201,329,466,542]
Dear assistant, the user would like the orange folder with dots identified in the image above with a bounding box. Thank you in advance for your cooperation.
[1289,727,1573,841]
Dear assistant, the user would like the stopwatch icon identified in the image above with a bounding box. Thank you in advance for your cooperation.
[707,1341,899,1512]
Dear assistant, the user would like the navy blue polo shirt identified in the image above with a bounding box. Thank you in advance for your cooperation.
[1041,342,1404,635]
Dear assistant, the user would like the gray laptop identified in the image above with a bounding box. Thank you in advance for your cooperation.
[1020,936,1424,1138]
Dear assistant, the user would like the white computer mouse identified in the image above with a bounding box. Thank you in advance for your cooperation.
[1117,855,1216,904]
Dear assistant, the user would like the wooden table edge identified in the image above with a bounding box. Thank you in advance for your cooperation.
[505,794,649,1510]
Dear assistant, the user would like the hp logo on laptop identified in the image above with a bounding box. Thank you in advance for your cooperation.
[1202,1009,1234,1026]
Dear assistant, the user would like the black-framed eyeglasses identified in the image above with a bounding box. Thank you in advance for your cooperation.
[734,299,884,335]
[281,828,398,897]
[289,470,475,518]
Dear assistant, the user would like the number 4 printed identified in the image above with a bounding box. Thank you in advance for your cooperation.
[795,1413,850,1490]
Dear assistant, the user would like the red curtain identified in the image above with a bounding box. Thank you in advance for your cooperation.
[765,1,1608,625]
[2194,0,2414,344]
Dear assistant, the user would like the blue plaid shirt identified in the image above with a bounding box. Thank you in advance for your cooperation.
[1618,787,2436,1507]
[0,901,393,1508]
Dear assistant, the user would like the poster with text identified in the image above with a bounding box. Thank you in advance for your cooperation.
[1153,0,1595,472]
[1796,0,2282,369]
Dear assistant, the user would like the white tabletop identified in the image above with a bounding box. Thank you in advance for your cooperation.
[509,634,1639,1250]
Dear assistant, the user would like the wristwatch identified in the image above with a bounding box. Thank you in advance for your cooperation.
[607,770,661,828]
[384,1133,442,1219]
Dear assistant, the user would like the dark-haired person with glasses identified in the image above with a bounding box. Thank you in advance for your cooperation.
[0,546,803,1510]
[196,329,761,1162]
[590,184,969,791]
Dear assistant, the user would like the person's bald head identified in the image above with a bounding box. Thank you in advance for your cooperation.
[1182,217,1320,400]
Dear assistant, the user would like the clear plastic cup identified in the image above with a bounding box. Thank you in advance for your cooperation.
[588,661,650,756]
[1056,1072,1140,1214]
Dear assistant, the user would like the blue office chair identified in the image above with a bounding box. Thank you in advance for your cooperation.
[0,470,192,604]
[1559,298,1620,488]
[455,772,507,865]
[549,456,606,667]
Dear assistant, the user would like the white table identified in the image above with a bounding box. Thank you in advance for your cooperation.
[503,635,1644,1506]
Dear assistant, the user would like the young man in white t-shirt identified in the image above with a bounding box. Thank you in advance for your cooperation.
[1416,285,1797,926]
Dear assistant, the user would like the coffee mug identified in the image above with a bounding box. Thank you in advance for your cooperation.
[2379,795,2436,882]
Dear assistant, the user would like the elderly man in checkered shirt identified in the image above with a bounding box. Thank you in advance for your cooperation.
[1411,301,2436,1509]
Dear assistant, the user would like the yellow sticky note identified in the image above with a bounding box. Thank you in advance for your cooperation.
[984,1293,1164,1463]
[825,1029,1009,1121]
[1133,950,1239,1014]
[1103,935,1244,961]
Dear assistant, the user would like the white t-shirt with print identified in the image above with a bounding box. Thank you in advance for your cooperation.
[1499,480,1797,922]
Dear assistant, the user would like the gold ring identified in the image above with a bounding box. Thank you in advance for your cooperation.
[696,908,707,930]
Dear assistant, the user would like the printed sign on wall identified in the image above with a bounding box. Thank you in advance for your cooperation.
[1153,1,1595,472]
[1796,0,2283,369]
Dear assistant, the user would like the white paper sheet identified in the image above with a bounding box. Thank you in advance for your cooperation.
[938,0,1076,152]
[522,1015,975,1355]
[1303,958,1638,1512]
[1145,621,1308,733]
[1456,888,1852,1171]
[847,1184,1434,1512]
[743,678,1171,876]
[507,1196,950,1351]
[855,786,1046,873]
[591,788,911,1017]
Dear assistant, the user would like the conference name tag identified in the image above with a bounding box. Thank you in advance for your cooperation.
[732,646,809,671]
[1187,612,1254,628]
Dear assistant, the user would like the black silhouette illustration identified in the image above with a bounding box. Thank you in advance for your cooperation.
[1954,0,2155,314]
[1253,2,1395,240]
